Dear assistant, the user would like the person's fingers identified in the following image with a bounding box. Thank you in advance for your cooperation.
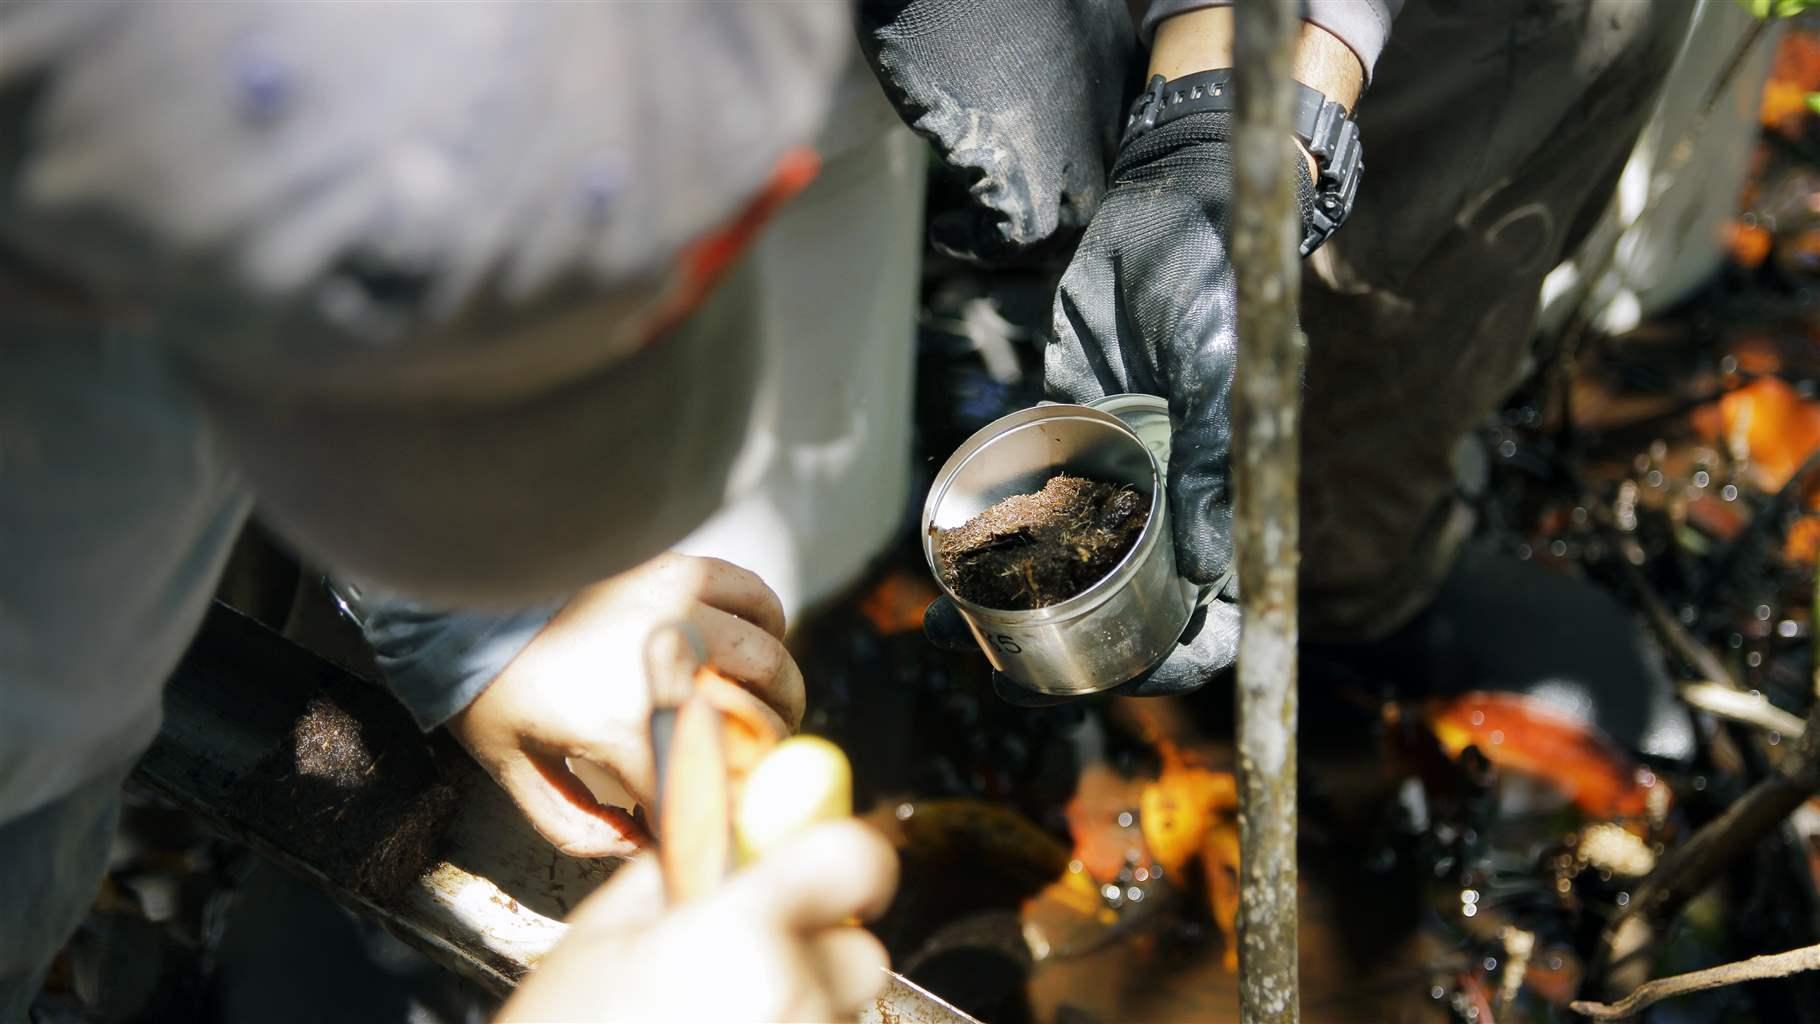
[503,751,650,859]
[662,554,789,640]
[1167,430,1235,586]
[922,597,978,653]
[807,927,892,1020]
[566,670,790,806]
[1160,310,1240,587]
[690,604,805,729]
[682,671,793,785]
[1045,239,1126,406]
[561,853,668,935]
[728,821,899,931]
[928,207,1018,265]
[695,670,792,747]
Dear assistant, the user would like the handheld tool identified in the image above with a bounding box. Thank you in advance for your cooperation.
[642,622,979,1023]
[644,622,733,903]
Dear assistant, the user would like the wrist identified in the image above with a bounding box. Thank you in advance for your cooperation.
[1149,8,1364,106]
[1149,6,1233,80]
[1121,69,1359,257]
[1148,6,1362,180]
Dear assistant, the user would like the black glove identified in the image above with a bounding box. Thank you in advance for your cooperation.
[856,0,1136,264]
[926,106,1316,703]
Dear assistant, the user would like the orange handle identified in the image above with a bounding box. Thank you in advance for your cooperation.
[656,694,732,904]
[654,669,789,905]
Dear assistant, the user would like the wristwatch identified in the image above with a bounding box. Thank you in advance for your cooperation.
[1122,69,1361,258]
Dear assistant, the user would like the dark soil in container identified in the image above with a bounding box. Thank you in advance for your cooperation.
[935,475,1150,611]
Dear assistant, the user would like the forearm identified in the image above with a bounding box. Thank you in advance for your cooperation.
[1148,7,1363,179]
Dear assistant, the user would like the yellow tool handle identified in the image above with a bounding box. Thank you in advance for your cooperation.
[736,738,975,1022]
[733,735,853,865]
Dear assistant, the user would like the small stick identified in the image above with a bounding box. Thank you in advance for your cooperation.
[1571,941,1820,1020]
[1593,553,1820,980]
[1600,528,1742,692]
[1678,681,1806,738]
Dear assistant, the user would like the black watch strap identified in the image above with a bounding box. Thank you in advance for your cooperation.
[1122,69,1361,257]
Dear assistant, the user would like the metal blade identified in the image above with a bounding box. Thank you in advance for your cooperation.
[857,968,982,1024]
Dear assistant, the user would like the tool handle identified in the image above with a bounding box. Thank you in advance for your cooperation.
[656,695,732,905]
[733,736,854,865]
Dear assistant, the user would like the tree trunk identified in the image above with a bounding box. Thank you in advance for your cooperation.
[1230,2,1304,1021]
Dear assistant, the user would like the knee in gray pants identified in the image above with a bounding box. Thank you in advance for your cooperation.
[0,766,129,1024]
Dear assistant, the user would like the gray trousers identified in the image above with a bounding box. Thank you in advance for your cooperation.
[1300,0,1696,640]
[0,763,132,1024]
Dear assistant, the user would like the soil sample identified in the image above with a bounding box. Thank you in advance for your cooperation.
[935,475,1149,611]
[228,698,459,902]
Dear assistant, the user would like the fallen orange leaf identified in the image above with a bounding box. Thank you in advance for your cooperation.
[1692,376,1820,498]
[1428,693,1660,823]
[1138,739,1237,876]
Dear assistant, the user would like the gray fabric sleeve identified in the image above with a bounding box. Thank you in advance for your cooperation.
[347,587,564,731]
[1140,0,1402,81]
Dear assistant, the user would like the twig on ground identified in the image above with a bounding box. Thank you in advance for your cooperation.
[1572,941,1820,1020]
[1593,556,1820,985]
[1597,523,1743,691]
[1678,681,1807,738]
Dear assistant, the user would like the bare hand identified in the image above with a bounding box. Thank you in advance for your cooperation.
[451,554,805,858]
[499,821,898,1023]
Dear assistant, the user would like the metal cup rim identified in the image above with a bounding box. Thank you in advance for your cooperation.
[921,403,1168,624]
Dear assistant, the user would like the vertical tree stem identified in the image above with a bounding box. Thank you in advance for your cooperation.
[1230,2,1303,1022]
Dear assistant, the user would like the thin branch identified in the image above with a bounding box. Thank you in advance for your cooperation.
[1593,563,1820,982]
[1678,681,1806,738]
[1609,772,1813,932]
[1600,524,1743,691]
[1572,941,1820,1020]
[1231,1,1303,1021]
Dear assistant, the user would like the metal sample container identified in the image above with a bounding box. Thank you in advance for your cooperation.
[922,397,1197,696]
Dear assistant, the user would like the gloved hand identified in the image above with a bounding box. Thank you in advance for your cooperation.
[926,106,1316,704]
[498,821,897,1022]
[856,0,1136,264]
